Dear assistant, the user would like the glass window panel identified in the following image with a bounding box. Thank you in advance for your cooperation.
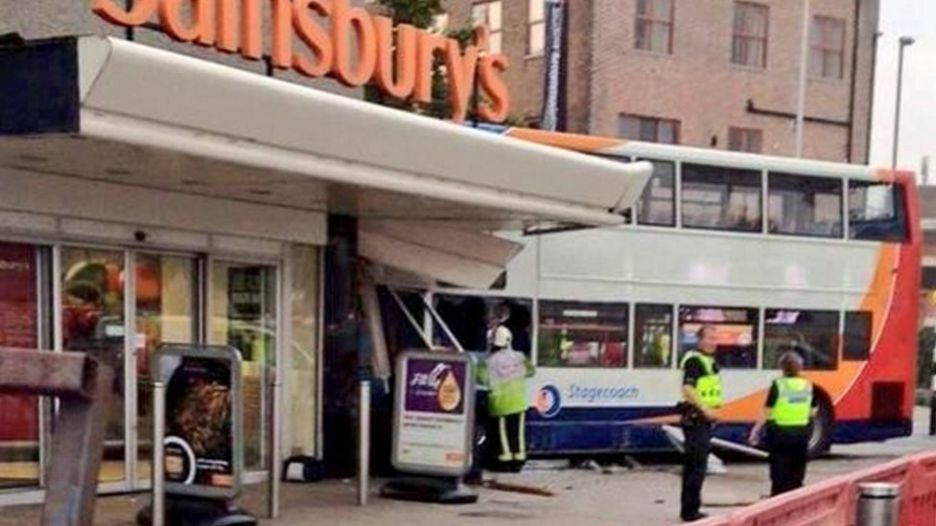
[134,254,197,483]
[764,309,840,370]
[679,306,758,369]
[768,173,843,238]
[650,23,669,53]
[635,304,673,368]
[489,1,502,30]
[0,243,40,489]
[682,164,763,232]
[844,311,872,361]
[639,118,658,141]
[210,262,277,472]
[618,115,640,140]
[529,22,545,55]
[637,0,651,15]
[637,160,676,226]
[433,294,533,354]
[848,181,908,242]
[529,0,544,22]
[538,300,628,368]
[635,19,651,50]
[61,247,126,482]
[658,121,677,144]
[490,32,503,54]
[287,245,319,456]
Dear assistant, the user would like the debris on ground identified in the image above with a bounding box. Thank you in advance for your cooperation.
[482,480,556,497]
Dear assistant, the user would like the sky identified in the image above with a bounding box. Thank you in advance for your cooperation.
[868,0,936,178]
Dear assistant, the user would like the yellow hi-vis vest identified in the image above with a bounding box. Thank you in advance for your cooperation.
[769,377,813,427]
[681,351,723,408]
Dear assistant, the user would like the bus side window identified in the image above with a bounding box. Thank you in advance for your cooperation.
[848,182,908,242]
[843,311,872,361]
[636,160,676,227]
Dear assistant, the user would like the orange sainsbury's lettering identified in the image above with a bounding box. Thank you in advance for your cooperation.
[91,0,510,123]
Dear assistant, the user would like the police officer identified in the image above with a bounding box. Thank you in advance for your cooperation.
[748,350,816,496]
[477,304,535,472]
[679,324,722,523]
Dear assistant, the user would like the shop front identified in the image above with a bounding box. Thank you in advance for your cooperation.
[0,28,650,508]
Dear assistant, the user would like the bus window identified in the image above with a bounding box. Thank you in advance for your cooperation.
[843,310,872,361]
[681,164,762,233]
[634,304,673,368]
[636,160,676,227]
[678,306,758,369]
[433,294,533,354]
[537,300,628,367]
[848,181,908,242]
[768,173,843,238]
[764,309,839,370]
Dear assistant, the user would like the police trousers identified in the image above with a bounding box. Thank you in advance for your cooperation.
[681,421,712,519]
[767,425,810,496]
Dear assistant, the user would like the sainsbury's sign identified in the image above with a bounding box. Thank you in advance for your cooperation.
[92,0,510,122]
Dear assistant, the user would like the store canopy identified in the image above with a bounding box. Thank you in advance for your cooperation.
[0,36,651,287]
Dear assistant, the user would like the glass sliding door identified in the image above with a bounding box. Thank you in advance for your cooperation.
[0,243,43,489]
[209,262,277,472]
[134,253,197,483]
[60,247,127,483]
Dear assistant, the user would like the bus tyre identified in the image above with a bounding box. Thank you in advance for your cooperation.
[808,396,833,458]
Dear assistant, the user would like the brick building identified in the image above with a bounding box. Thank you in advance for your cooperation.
[441,0,880,163]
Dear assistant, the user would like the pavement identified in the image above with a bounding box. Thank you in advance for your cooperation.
[2,408,935,526]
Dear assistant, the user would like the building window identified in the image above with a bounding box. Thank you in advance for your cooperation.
[472,1,503,55]
[538,300,628,368]
[679,306,758,369]
[528,0,546,56]
[810,16,846,79]
[768,173,843,238]
[635,0,674,54]
[728,127,763,153]
[618,114,679,144]
[681,163,762,232]
[764,309,840,371]
[635,304,673,368]
[636,160,676,226]
[843,311,872,361]
[732,2,768,68]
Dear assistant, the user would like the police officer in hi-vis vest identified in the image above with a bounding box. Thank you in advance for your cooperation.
[748,350,817,496]
[477,304,535,472]
[678,324,723,523]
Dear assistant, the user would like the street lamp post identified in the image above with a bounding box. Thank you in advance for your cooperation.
[892,36,915,170]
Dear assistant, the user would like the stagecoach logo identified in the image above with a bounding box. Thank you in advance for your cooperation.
[535,385,562,418]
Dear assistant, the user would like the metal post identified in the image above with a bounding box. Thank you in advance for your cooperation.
[857,482,899,526]
[930,326,936,435]
[794,0,811,157]
[152,380,166,526]
[268,379,283,519]
[892,37,915,170]
[357,380,371,506]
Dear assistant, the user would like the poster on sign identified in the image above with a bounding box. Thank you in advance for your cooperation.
[392,351,475,477]
[153,345,243,500]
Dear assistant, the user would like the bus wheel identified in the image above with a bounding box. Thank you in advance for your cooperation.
[808,396,833,458]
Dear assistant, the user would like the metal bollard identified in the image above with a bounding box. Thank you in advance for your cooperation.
[857,482,899,526]
[152,381,166,526]
[358,380,371,506]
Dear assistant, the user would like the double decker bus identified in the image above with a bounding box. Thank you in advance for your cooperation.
[428,128,921,457]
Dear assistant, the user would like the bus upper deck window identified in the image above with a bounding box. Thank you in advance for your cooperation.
[848,181,908,242]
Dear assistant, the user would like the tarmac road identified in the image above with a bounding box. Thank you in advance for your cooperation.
[1,408,933,526]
